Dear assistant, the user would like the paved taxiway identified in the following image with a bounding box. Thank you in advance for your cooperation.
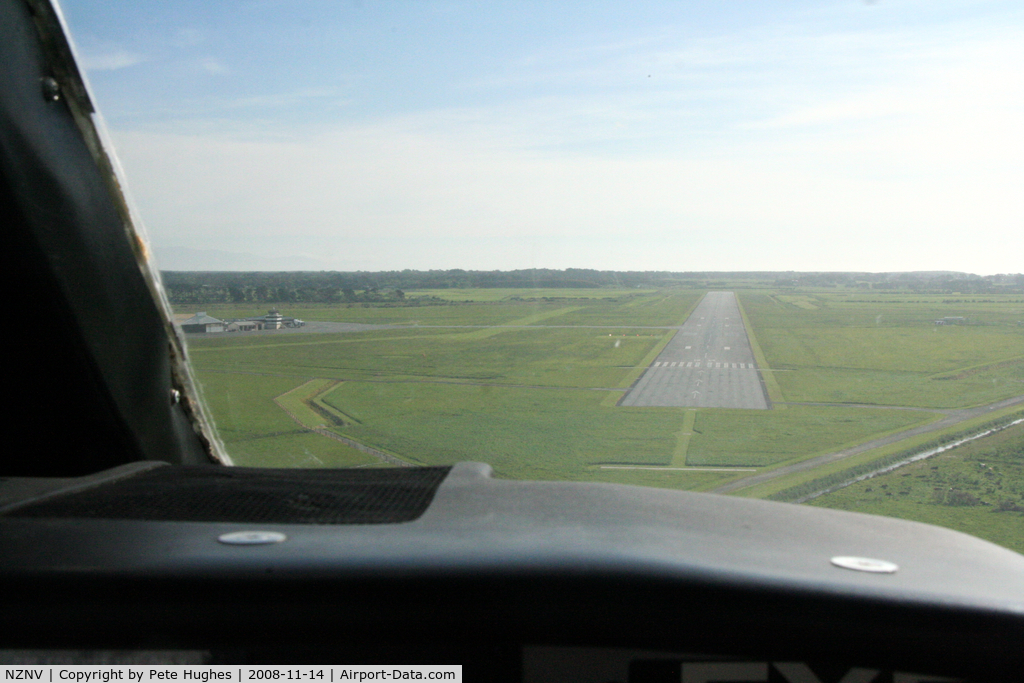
[619,291,769,409]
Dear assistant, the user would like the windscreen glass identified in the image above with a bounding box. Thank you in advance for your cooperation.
[59,0,1024,553]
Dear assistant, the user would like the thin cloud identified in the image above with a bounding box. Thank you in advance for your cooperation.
[216,87,343,110]
[111,100,1023,274]
[80,49,145,71]
[172,27,205,48]
[87,0,1024,273]
[199,57,230,75]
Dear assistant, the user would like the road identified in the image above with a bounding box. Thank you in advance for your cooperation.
[619,292,769,409]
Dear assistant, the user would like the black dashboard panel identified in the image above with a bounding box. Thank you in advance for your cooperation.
[2,463,1023,680]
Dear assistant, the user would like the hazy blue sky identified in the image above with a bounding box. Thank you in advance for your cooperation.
[60,0,1023,273]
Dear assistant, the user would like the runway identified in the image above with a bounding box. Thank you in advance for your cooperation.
[619,291,770,409]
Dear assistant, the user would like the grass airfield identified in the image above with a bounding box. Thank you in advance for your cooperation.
[742,292,1024,408]
[808,420,1024,554]
[184,287,1024,549]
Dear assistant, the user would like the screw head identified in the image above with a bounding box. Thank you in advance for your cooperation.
[41,77,60,102]
[218,531,287,545]
[830,556,898,574]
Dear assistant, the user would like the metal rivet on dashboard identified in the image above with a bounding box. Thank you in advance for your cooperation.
[218,531,287,545]
[830,556,898,573]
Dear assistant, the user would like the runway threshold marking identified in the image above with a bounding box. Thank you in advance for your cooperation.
[619,291,769,409]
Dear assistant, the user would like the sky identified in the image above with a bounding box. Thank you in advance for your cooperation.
[59,0,1023,273]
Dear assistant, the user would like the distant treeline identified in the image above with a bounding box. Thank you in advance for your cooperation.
[161,269,1024,305]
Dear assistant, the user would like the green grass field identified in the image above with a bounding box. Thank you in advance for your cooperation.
[194,372,381,468]
[183,287,1024,550]
[740,291,1024,408]
[686,406,934,467]
[180,288,697,327]
[809,421,1024,554]
[190,327,664,388]
[405,288,657,301]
